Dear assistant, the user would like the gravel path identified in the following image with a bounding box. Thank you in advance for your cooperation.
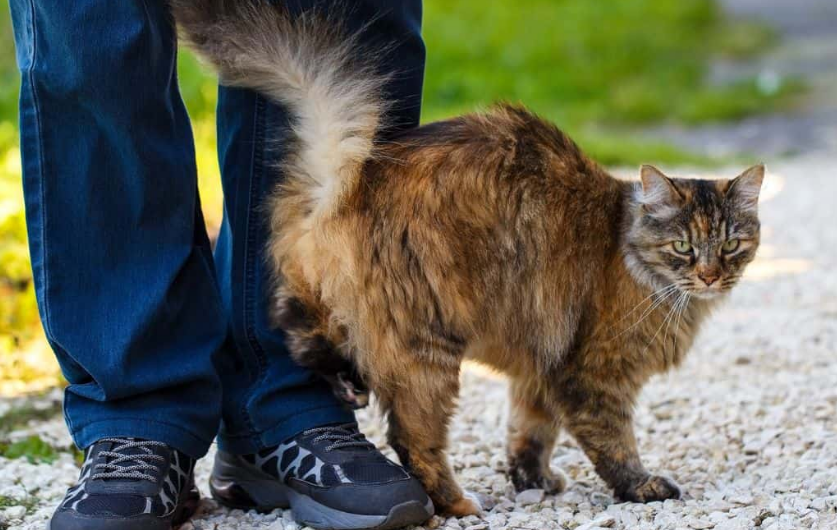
[2,154,836,530]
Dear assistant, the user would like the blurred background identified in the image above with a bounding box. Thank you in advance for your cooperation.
[1,0,835,464]
[0,0,799,394]
[2,1,837,529]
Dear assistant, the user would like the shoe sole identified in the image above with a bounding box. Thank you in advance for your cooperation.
[210,458,433,530]
[47,488,200,530]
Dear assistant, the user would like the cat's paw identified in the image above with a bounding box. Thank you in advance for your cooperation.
[619,475,681,503]
[444,492,483,517]
[508,464,568,494]
[332,372,369,410]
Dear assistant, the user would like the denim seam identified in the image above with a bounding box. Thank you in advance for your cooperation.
[71,417,213,447]
[24,0,67,434]
[25,0,49,338]
[238,94,270,447]
[243,95,268,366]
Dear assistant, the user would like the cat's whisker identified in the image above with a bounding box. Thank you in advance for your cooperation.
[624,286,678,320]
[608,286,678,341]
[600,284,677,340]
[674,293,692,355]
[663,293,682,351]
[632,287,680,328]
[617,284,678,323]
[662,291,687,355]
[664,292,687,345]
[642,292,683,356]
[670,292,690,356]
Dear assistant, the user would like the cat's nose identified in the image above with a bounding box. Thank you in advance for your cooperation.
[697,270,720,286]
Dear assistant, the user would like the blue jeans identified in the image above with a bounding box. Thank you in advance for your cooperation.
[9,0,424,458]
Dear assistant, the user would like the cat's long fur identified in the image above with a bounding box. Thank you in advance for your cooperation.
[172,0,764,516]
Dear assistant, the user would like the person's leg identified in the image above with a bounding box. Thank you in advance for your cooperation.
[9,0,224,458]
[214,0,426,453]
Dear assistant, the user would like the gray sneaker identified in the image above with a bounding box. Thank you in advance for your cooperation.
[210,423,433,530]
[49,438,200,530]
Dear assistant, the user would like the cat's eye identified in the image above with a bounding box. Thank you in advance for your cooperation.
[722,239,740,253]
[672,240,692,254]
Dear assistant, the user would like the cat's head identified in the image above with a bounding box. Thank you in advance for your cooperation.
[625,164,764,299]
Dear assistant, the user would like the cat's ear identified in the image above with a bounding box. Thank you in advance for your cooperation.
[727,164,765,214]
[638,165,682,217]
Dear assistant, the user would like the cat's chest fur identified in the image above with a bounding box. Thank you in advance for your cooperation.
[577,289,716,381]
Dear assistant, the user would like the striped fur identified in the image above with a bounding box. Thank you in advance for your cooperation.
[171,1,765,516]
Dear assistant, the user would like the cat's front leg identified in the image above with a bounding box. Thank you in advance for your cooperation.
[557,380,681,503]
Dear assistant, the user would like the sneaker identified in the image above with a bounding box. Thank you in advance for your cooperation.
[210,423,433,530]
[49,438,200,530]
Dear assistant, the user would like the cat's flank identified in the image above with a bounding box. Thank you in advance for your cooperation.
[173,0,764,516]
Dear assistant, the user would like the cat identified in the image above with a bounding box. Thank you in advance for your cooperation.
[172,0,764,516]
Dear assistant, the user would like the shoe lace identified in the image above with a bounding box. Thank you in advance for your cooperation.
[303,423,376,452]
[91,438,168,482]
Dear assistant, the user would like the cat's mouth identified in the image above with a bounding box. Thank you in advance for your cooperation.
[686,289,723,300]
[682,284,729,299]
[674,279,730,299]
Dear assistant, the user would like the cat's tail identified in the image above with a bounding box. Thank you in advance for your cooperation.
[170,0,387,214]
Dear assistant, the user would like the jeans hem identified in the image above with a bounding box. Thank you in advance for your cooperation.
[217,404,354,454]
[71,418,215,459]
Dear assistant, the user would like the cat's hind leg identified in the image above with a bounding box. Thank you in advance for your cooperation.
[377,356,480,517]
[273,293,369,409]
[507,376,567,494]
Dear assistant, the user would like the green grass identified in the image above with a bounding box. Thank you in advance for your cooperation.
[0,16,18,142]
[420,0,793,146]
[169,0,795,161]
[0,399,66,466]
[0,0,798,385]
[0,0,794,156]
[0,398,74,485]
[173,0,794,153]
[0,435,61,464]
[0,436,52,527]
[0,493,40,523]
[0,400,63,436]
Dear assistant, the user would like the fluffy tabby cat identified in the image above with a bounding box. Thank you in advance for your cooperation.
[173,0,764,516]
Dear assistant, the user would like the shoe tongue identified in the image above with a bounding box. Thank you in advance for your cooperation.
[95,438,167,482]
[86,440,168,496]
[106,438,164,458]
[321,433,377,454]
